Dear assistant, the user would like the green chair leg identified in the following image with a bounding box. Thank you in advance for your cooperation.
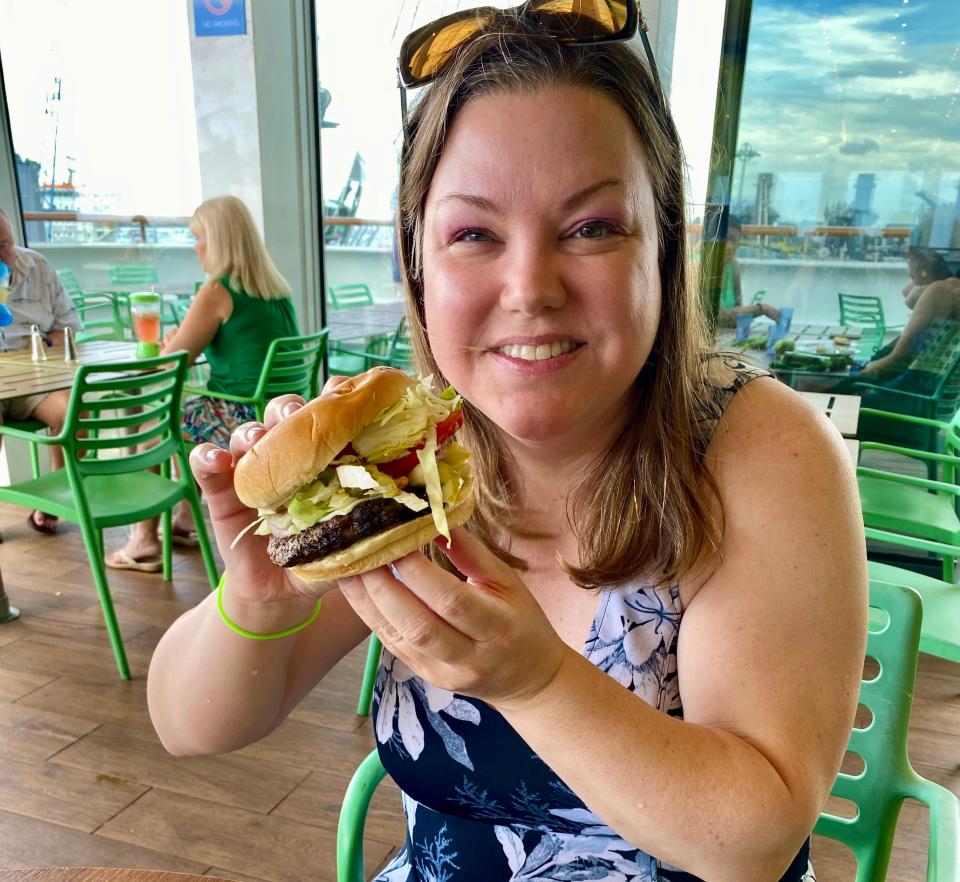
[28,443,40,480]
[161,507,173,583]
[337,749,388,882]
[79,519,130,680]
[357,634,382,716]
[185,485,220,589]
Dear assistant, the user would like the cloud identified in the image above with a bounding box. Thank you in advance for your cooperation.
[734,1,959,224]
[839,138,880,156]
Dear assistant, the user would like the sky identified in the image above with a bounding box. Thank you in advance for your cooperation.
[0,0,956,231]
[735,0,960,228]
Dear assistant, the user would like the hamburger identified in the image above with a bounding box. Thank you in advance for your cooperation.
[233,367,474,581]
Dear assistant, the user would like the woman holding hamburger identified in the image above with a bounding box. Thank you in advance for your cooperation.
[148,5,866,880]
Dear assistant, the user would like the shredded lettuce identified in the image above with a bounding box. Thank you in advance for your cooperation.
[351,380,459,463]
[416,425,449,543]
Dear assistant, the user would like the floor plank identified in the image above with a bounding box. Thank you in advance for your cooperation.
[0,809,208,873]
[52,724,312,814]
[0,755,148,833]
[95,789,392,882]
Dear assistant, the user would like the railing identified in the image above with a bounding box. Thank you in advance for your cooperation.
[22,210,912,255]
[22,211,393,242]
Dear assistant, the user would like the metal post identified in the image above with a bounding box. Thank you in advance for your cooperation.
[0,568,21,623]
[700,0,754,332]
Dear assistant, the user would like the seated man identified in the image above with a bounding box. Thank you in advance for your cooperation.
[716,216,781,327]
[0,207,81,534]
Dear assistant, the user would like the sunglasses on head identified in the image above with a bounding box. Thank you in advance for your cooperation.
[397,0,662,113]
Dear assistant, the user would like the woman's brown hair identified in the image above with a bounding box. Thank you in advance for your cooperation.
[397,15,719,589]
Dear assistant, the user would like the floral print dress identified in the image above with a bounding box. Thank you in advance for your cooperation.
[371,357,817,882]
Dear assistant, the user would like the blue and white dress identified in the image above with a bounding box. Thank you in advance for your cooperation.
[371,357,816,882]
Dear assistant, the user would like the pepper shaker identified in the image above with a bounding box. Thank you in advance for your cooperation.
[64,326,78,362]
[30,324,47,362]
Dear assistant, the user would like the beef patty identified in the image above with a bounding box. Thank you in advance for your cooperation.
[267,489,430,567]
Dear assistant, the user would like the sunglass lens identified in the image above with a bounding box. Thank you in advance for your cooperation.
[403,16,486,84]
[527,0,630,39]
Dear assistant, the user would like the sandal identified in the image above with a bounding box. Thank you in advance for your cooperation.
[167,530,200,548]
[105,549,163,573]
[27,510,59,534]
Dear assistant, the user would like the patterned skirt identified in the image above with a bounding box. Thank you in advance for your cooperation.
[182,395,257,448]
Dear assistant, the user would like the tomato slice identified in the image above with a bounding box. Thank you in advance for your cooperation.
[377,409,463,479]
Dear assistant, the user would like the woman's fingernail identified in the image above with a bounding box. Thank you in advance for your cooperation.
[281,401,301,418]
[204,445,223,464]
[243,425,263,443]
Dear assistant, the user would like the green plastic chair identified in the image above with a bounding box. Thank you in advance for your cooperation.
[71,291,125,342]
[336,582,960,882]
[328,283,374,309]
[814,580,960,880]
[858,408,960,581]
[854,320,960,463]
[330,317,415,380]
[184,329,329,422]
[839,292,887,360]
[356,634,382,716]
[107,264,160,288]
[750,288,766,306]
[0,351,219,679]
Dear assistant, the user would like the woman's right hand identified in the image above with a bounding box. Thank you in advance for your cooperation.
[188,376,352,609]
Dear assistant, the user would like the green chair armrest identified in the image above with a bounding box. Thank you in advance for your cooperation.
[858,466,960,497]
[858,407,947,431]
[908,776,960,882]
[0,424,63,445]
[336,750,388,882]
[851,381,934,403]
[864,527,960,558]
[859,442,960,466]
[183,385,256,406]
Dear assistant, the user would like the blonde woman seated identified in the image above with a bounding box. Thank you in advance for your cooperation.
[108,195,299,572]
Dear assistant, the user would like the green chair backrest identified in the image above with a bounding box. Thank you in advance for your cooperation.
[57,267,84,299]
[72,291,123,342]
[251,329,329,418]
[750,288,767,306]
[839,293,886,356]
[905,319,960,422]
[814,580,960,881]
[388,316,414,372]
[107,264,160,288]
[167,298,191,328]
[329,283,374,309]
[62,351,189,481]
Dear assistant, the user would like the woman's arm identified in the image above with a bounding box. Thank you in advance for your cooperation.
[147,393,372,756]
[160,281,233,365]
[859,287,937,378]
[494,379,866,881]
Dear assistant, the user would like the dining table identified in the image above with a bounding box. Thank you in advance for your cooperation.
[326,301,406,342]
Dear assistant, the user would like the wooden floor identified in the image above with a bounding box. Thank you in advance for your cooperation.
[0,498,956,881]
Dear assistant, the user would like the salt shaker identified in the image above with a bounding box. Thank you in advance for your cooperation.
[64,326,78,362]
[30,325,47,362]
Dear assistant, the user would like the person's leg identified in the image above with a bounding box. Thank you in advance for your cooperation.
[17,391,67,533]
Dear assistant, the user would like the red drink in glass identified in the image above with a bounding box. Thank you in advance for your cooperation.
[133,311,160,343]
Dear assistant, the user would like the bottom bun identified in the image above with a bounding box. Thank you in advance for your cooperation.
[290,485,475,582]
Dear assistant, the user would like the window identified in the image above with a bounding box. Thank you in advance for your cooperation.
[731,1,959,335]
[0,0,263,295]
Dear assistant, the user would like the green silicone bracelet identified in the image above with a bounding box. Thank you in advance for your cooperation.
[216,572,321,640]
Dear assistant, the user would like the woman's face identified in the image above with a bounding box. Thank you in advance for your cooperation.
[421,85,661,456]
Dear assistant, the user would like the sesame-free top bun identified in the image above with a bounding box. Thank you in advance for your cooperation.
[234,367,416,510]
[290,477,475,582]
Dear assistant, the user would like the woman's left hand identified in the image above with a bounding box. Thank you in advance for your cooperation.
[338,528,567,708]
